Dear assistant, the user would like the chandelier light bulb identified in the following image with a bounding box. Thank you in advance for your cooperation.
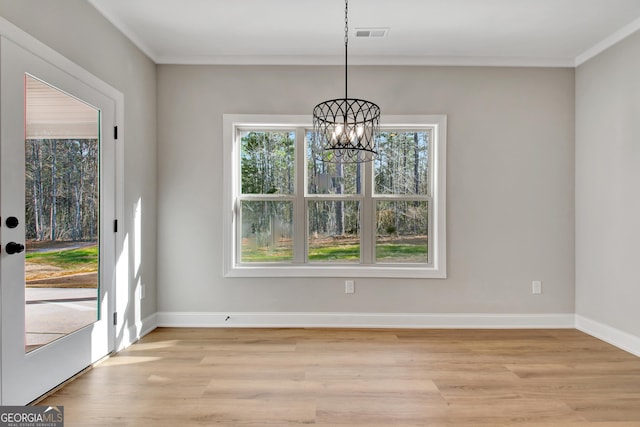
[333,124,344,140]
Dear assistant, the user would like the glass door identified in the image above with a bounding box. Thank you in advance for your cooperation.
[1,37,116,405]
[24,75,102,353]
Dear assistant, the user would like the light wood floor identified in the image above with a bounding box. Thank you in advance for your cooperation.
[39,328,640,426]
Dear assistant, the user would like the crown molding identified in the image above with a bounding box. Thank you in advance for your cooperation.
[90,1,640,68]
[155,53,574,67]
[575,16,640,66]
[88,0,159,62]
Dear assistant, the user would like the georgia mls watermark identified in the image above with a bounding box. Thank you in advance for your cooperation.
[0,406,63,427]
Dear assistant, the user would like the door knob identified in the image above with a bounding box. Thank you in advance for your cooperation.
[5,217,19,228]
[5,242,25,254]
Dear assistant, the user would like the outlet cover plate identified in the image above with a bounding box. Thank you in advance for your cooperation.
[532,280,542,294]
[345,280,355,294]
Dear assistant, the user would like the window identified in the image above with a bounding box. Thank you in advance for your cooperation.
[223,115,446,278]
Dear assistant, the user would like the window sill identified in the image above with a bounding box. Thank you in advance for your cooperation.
[224,264,447,279]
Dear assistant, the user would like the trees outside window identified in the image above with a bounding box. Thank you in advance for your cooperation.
[25,138,99,242]
[239,131,295,262]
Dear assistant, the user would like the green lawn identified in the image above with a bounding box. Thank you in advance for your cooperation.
[242,241,427,262]
[240,244,293,262]
[376,243,427,259]
[26,245,98,272]
[309,243,360,261]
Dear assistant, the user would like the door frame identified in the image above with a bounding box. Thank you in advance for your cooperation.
[0,16,125,404]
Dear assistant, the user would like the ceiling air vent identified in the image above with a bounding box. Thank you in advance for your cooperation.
[354,28,389,38]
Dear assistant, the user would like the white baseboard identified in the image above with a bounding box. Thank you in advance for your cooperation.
[575,315,640,357]
[116,313,158,351]
[139,313,158,337]
[155,311,575,329]
[119,312,640,358]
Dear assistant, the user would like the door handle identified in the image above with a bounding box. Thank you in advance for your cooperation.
[5,242,25,255]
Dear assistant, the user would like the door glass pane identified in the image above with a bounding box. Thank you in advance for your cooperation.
[24,75,100,353]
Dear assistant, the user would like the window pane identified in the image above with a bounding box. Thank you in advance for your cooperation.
[240,200,293,262]
[306,131,361,194]
[374,131,429,195]
[308,200,360,263]
[376,200,428,263]
[241,131,295,194]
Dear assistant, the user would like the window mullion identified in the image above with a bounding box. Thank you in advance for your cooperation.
[361,160,374,264]
[294,127,306,264]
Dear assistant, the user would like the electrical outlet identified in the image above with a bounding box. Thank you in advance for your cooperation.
[345,280,355,294]
[532,280,542,295]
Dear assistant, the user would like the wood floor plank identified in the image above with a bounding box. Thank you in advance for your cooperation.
[35,328,640,426]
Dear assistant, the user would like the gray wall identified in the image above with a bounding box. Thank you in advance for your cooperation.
[576,31,640,336]
[0,0,580,323]
[157,64,575,315]
[0,0,158,327]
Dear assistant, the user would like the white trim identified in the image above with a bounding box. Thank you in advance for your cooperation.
[0,16,124,104]
[223,114,447,278]
[155,54,575,68]
[116,312,640,358]
[223,265,447,279]
[575,315,640,357]
[156,312,574,329]
[87,0,158,62]
[575,16,640,66]
[117,313,158,351]
[139,313,158,338]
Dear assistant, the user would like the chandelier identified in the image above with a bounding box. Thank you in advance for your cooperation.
[312,0,381,163]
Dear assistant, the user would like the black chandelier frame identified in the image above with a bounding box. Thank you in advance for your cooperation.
[312,0,381,163]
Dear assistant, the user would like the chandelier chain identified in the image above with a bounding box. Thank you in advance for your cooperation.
[344,0,348,100]
[344,0,349,47]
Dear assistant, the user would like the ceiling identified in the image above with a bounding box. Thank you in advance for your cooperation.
[88,0,640,67]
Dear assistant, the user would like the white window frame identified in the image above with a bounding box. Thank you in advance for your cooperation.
[223,114,447,278]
